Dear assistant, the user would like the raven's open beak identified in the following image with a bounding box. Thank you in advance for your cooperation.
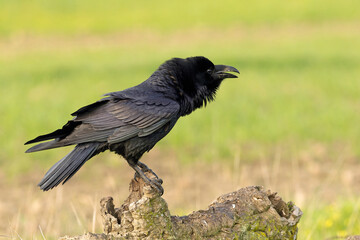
[214,65,240,79]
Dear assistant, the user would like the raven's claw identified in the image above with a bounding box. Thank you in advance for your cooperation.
[137,161,160,179]
[130,161,164,195]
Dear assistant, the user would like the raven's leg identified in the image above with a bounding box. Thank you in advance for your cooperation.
[128,161,164,195]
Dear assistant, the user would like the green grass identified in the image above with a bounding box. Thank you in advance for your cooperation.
[1,27,359,171]
[1,1,360,239]
[300,199,360,239]
[0,0,360,35]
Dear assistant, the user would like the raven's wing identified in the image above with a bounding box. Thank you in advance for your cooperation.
[73,97,180,144]
[25,95,180,152]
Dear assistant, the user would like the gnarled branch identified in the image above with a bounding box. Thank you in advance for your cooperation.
[60,172,302,240]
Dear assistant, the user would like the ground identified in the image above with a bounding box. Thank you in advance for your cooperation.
[2,147,360,239]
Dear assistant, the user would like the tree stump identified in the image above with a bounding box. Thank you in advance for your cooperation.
[60,172,303,240]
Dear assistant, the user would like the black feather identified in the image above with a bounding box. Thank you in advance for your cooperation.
[71,98,110,116]
[25,121,81,145]
[38,143,99,191]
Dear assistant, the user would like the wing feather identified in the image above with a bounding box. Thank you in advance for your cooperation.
[68,97,180,145]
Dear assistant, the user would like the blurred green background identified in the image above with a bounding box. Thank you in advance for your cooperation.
[1,0,360,239]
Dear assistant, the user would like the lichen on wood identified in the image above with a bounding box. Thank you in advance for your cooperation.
[60,172,303,240]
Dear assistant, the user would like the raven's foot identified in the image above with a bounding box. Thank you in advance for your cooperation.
[136,161,162,183]
[130,162,164,195]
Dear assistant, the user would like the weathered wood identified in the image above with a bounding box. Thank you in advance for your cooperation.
[60,172,302,240]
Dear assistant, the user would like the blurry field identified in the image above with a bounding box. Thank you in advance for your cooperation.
[1,0,360,239]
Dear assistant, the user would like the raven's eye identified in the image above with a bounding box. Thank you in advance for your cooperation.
[206,69,213,74]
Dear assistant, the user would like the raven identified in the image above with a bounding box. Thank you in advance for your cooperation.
[25,56,239,194]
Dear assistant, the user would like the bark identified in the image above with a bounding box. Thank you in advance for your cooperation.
[60,172,303,240]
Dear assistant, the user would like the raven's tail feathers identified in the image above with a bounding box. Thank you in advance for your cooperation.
[38,143,100,191]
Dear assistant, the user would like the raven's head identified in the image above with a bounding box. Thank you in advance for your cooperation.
[158,56,239,116]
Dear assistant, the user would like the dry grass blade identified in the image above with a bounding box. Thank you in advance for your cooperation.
[39,225,47,240]
[92,198,97,233]
[70,203,84,230]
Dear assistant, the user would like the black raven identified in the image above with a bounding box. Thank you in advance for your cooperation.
[25,56,239,194]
